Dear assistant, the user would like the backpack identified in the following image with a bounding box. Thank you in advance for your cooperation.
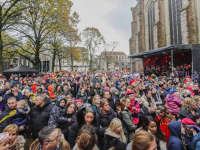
[193,139,200,150]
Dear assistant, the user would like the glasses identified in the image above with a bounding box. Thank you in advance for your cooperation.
[45,133,60,143]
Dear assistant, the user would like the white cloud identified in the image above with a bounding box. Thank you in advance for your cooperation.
[71,0,137,55]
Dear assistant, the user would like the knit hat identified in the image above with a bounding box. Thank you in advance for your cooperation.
[126,89,134,95]
[129,80,136,85]
[104,87,110,91]
[169,89,178,94]
[0,132,9,143]
[186,76,191,78]
[112,88,118,94]
[94,74,98,78]
[181,118,200,131]
[74,99,83,103]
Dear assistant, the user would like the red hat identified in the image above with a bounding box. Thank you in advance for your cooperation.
[129,80,136,85]
[181,118,200,131]
[126,89,134,95]
[74,99,83,103]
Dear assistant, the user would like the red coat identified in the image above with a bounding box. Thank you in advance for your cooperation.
[31,84,39,93]
[156,116,171,145]
[128,99,140,125]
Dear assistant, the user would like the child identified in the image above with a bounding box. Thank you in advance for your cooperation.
[11,100,30,127]
[156,105,171,144]
[126,89,140,125]
[164,89,182,115]
[48,96,69,127]
[181,118,200,148]
[28,93,36,107]
[63,85,71,96]
[66,94,73,105]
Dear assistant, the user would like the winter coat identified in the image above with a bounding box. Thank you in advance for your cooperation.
[29,138,71,150]
[80,79,90,88]
[164,94,183,115]
[103,128,127,150]
[76,91,88,103]
[164,87,171,97]
[91,86,103,97]
[107,96,117,111]
[54,90,64,98]
[3,90,23,108]
[30,98,53,139]
[156,116,171,144]
[64,90,71,96]
[11,106,30,126]
[91,105,99,114]
[141,95,157,109]
[168,121,185,150]
[128,99,140,125]
[152,93,163,105]
[48,85,56,102]
[0,107,14,132]
[96,108,117,136]
[48,96,68,127]
[179,108,200,122]
[68,107,97,149]
[191,132,200,150]
[93,78,101,87]
[31,84,39,93]
[58,113,77,140]
[121,107,137,141]
[72,84,79,97]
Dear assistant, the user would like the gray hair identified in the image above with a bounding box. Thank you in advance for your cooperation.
[38,126,56,145]
[36,94,46,101]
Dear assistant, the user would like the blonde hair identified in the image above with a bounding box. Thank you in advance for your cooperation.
[92,95,100,105]
[193,95,200,103]
[3,124,19,134]
[17,100,28,108]
[132,130,155,150]
[66,94,73,99]
[107,118,126,143]
[182,97,195,111]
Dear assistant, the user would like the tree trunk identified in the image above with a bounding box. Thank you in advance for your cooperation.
[71,55,74,71]
[0,31,3,74]
[106,59,109,70]
[51,49,56,72]
[57,52,62,70]
[89,54,93,71]
[34,47,40,70]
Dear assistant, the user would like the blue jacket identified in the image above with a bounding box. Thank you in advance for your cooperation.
[93,78,101,87]
[164,87,171,97]
[11,106,30,126]
[168,121,185,150]
[191,132,200,150]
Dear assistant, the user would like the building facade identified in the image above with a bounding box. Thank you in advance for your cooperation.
[129,0,200,72]
[97,51,130,71]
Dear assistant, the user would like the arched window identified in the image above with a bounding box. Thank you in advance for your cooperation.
[168,0,182,45]
[148,0,155,50]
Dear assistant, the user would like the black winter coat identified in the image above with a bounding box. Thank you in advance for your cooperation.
[30,98,53,139]
[0,108,13,132]
[96,108,117,136]
[68,107,97,149]
[179,108,200,122]
[103,129,127,150]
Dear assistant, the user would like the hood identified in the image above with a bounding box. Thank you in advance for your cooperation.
[168,121,181,139]
[56,96,66,106]
[42,90,49,95]
[48,85,53,91]
[105,128,120,138]
[18,106,30,115]
[36,86,42,92]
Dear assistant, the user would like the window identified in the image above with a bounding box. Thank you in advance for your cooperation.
[168,0,182,45]
[148,0,155,50]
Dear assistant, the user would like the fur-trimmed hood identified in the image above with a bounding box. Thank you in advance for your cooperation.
[18,106,30,115]
[105,128,120,138]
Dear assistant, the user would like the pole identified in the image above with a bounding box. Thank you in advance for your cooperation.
[192,50,194,80]
[171,49,173,73]
[131,58,132,73]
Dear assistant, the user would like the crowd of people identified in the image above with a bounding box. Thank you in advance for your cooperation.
[0,71,200,150]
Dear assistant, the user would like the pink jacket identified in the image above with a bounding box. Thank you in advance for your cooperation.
[187,86,195,96]
[164,95,183,115]
[128,99,140,125]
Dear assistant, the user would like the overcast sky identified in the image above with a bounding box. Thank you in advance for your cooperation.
[72,0,137,55]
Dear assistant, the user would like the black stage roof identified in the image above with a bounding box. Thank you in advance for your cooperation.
[129,44,200,58]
